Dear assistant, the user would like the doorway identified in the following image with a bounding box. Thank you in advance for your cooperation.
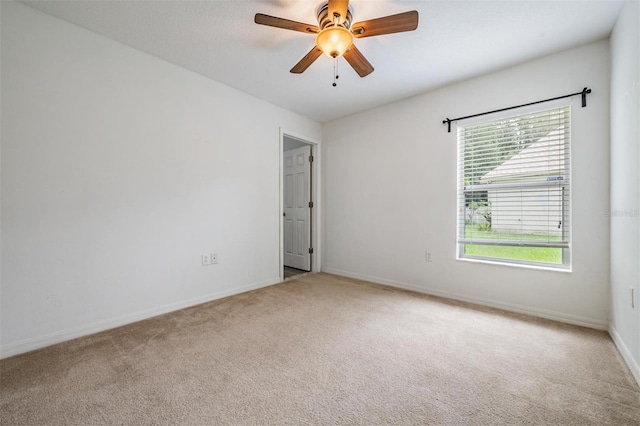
[280,131,319,281]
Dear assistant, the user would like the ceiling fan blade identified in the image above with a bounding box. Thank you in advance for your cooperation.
[255,13,319,34]
[290,47,323,74]
[343,45,374,77]
[328,0,349,25]
[351,10,418,38]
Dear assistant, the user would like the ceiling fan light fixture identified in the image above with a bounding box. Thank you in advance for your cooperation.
[316,26,354,58]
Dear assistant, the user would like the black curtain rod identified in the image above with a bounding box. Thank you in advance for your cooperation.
[442,87,591,132]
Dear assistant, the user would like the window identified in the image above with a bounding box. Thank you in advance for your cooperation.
[457,105,571,269]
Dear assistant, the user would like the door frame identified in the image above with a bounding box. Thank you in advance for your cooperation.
[279,128,321,281]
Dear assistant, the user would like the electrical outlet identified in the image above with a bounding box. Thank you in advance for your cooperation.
[201,254,211,266]
[425,251,432,262]
[211,253,218,264]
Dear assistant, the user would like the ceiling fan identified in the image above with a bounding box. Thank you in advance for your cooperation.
[255,0,418,80]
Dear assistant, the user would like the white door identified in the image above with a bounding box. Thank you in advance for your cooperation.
[283,145,311,271]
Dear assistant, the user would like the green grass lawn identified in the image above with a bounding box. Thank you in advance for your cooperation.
[464,224,562,264]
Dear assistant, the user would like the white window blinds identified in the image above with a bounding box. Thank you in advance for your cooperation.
[457,105,571,261]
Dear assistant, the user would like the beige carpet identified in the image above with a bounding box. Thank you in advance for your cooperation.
[1,273,639,425]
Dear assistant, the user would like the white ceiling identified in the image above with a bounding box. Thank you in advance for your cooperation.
[21,0,624,123]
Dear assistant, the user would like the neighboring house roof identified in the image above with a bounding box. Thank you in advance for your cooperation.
[480,128,567,183]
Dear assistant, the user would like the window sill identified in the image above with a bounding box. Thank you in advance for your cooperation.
[457,255,572,273]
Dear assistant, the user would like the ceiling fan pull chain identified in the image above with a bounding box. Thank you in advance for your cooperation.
[333,56,338,87]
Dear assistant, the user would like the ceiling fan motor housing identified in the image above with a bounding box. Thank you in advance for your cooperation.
[316,1,353,30]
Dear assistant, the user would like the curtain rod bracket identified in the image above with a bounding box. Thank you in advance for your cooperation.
[443,118,451,133]
[581,87,591,107]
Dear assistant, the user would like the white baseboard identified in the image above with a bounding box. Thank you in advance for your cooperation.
[608,325,640,386]
[0,277,280,359]
[323,268,608,330]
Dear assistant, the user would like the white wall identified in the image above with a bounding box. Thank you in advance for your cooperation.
[283,136,311,152]
[0,1,321,357]
[609,0,640,384]
[323,40,610,329]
